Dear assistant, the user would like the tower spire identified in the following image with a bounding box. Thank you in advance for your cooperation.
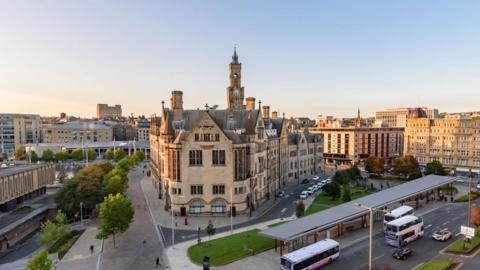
[232,44,239,64]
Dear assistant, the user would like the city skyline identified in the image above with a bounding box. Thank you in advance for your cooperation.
[1,1,480,118]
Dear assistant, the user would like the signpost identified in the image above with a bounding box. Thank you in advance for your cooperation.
[461,225,475,239]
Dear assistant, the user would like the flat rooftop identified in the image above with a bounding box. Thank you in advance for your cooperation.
[0,164,49,178]
[25,140,149,149]
[260,175,456,242]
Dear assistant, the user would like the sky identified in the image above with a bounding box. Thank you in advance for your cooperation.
[0,1,479,119]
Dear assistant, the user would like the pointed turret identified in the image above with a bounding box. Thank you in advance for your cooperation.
[232,45,239,64]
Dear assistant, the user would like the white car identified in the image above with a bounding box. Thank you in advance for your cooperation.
[321,180,328,185]
[432,230,452,241]
[299,191,309,199]
[477,182,480,190]
[307,186,315,194]
[325,178,332,184]
[312,176,320,181]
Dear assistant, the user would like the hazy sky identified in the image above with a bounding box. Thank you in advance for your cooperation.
[1,1,479,118]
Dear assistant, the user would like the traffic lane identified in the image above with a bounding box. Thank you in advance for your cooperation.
[326,202,468,270]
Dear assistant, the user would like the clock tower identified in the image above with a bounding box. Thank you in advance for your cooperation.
[227,46,245,110]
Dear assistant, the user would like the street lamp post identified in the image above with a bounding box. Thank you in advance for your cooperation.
[80,202,84,226]
[468,169,472,227]
[230,187,233,234]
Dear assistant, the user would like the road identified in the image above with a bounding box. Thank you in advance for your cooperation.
[326,200,476,270]
[99,164,166,270]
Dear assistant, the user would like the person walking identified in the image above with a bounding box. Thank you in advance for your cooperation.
[156,257,160,268]
[90,245,94,254]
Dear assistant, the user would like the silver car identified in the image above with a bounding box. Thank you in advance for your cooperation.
[432,230,452,241]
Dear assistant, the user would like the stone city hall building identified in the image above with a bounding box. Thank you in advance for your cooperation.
[150,49,291,216]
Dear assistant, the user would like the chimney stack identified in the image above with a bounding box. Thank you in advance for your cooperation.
[246,97,256,110]
[272,111,278,119]
[262,106,270,119]
[170,90,183,121]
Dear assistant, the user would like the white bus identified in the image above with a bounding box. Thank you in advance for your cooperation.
[280,239,340,270]
[385,215,424,247]
[383,206,414,226]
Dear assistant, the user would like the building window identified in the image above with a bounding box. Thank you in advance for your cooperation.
[212,184,225,195]
[194,133,199,141]
[190,199,204,214]
[211,199,227,213]
[189,150,203,166]
[215,134,220,141]
[190,185,203,195]
[212,150,226,165]
[234,186,246,194]
[172,187,181,195]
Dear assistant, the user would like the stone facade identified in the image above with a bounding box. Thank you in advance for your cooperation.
[96,103,122,119]
[0,114,42,156]
[149,50,290,216]
[42,121,113,143]
[404,116,480,174]
[287,126,323,183]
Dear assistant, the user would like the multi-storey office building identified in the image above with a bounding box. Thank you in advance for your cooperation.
[310,127,404,169]
[96,104,122,119]
[42,121,112,144]
[375,107,439,128]
[0,114,41,157]
[404,115,480,174]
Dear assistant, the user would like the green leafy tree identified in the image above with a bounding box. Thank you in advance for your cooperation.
[104,174,128,195]
[27,250,53,270]
[54,150,70,162]
[71,148,84,161]
[0,153,7,161]
[41,149,55,162]
[55,179,80,218]
[394,155,422,180]
[57,170,68,184]
[30,151,39,163]
[15,146,27,160]
[40,210,68,246]
[114,149,127,161]
[117,157,134,172]
[97,162,115,174]
[96,193,134,247]
[133,151,145,163]
[425,160,446,176]
[342,184,352,202]
[206,220,216,240]
[104,149,114,160]
[75,165,107,210]
[365,157,385,175]
[87,149,97,161]
[324,182,341,200]
[295,200,305,218]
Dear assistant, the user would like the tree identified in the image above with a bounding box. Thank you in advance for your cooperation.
[394,156,422,180]
[0,153,7,161]
[324,182,341,200]
[55,179,80,218]
[97,162,115,174]
[104,174,128,195]
[40,210,68,246]
[71,148,83,161]
[206,220,216,240]
[30,151,39,163]
[28,250,53,270]
[96,193,134,247]
[425,160,446,176]
[114,149,127,161]
[104,149,114,160]
[87,149,97,161]
[470,204,480,227]
[342,184,352,202]
[15,146,27,160]
[75,165,107,210]
[54,150,70,162]
[117,157,134,172]
[57,170,68,184]
[365,157,385,175]
[133,151,145,163]
[295,200,305,218]
[41,149,54,162]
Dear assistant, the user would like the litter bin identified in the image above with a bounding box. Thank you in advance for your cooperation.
[203,256,210,270]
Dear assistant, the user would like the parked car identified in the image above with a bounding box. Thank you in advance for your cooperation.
[276,191,285,198]
[307,186,315,194]
[313,184,320,191]
[312,176,320,181]
[321,179,328,185]
[392,248,413,260]
[432,230,452,241]
[301,179,310,184]
[477,182,480,190]
[325,178,332,184]
[299,191,309,199]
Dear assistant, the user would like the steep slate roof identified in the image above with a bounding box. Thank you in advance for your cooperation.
[164,109,261,144]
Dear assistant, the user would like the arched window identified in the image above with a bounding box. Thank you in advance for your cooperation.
[190,199,204,214]
[211,199,227,213]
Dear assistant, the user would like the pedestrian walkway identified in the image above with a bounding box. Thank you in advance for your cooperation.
[56,225,103,270]
[140,175,285,231]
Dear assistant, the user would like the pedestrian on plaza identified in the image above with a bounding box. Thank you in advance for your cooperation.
[90,245,94,254]
[143,237,147,245]
[380,183,383,190]
[156,257,160,268]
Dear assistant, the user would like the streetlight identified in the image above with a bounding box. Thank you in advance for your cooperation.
[468,169,473,227]
[170,190,184,249]
[353,203,388,270]
[80,202,84,226]
[230,187,234,234]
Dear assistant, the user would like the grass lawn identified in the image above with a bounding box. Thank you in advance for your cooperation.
[305,204,329,216]
[48,230,84,259]
[455,192,480,203]
[446,234,480,254]
[188,229,275,266]
[305,186,370,215]
[415,258,454,270]
[268,221,288,228]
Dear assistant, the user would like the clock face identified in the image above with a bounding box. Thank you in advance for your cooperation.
[234,73,239,79]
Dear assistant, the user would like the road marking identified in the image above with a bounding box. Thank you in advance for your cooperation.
[455,232,462,237]
[425,224,432,229]
[440,228,448,232]
[442,221,450,226]
[285,195,289,198]
[181,234,197,239]
[281,208,287,213]
[373,254,385,261]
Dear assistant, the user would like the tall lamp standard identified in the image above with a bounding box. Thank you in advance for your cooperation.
[230,187,234,234]
[353,203,388,270]
[80,202,84,226]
